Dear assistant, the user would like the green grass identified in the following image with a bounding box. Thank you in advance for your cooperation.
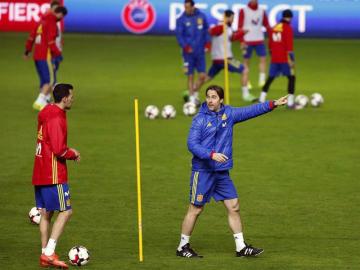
[0,32,359,269]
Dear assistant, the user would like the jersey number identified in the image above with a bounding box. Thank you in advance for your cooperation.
[272,32,282,42]
[35,142,42,156]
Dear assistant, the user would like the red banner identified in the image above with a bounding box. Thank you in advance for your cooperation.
[0,0,63,32]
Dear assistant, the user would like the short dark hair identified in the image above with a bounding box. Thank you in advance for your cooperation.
[54,6,68,16]
[206,85,224,100]
[282,9,293,18]
[184,0,195,6]
[53,83,73,103]
[50,0,60,8]
[224,9,234,18]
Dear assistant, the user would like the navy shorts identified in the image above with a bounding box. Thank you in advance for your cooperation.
[35,184,71,212]
[189,170,238,206]
[208,59,244,78]
[183,52,206,75]
[34,60,54,88]
[243,43,267,59]
[269,63,291,77]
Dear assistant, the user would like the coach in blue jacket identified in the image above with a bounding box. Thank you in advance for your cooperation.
[176,0,211,105]
[176,85,288,258]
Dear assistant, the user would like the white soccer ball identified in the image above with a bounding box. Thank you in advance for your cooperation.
[310,93,324,107]
[29,207,41,225]
[295,94,309,108]
[161,105,176,119]
[144,105,159,120]
[183,102,197,116]
[68,246,90,266]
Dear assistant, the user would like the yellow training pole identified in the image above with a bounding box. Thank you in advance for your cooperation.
[223,14,230,104]
[134,98,143,262]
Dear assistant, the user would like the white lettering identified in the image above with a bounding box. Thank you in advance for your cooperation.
[0,3,8,20]
[211,3,228,22]
[169,3,183,30]
[292,5,313,33]
[27,3,40,22]
[9,2,13,21]
[14,3,26,22]
[40,3,50,14]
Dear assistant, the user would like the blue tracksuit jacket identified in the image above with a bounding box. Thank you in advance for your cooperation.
[175,8,211,53]
[187,101,275,172]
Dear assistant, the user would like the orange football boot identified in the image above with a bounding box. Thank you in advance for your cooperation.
[40,254,68,269]
[40,253,59,267]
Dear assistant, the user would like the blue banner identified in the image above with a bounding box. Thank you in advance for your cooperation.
[64,0,360,38]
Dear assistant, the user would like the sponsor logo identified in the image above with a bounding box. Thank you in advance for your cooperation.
[121,0,156,34]
[64,191,70,197]
[222,122,227,128]
[251,18,260,25]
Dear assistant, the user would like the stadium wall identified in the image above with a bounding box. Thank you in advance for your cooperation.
[1,0,359,38]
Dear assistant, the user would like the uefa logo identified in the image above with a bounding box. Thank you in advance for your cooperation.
[121,0,156,34]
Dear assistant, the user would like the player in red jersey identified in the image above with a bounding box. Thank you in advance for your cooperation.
[32,83,80,268]
[259,9,296,107]
[24,6,67,111]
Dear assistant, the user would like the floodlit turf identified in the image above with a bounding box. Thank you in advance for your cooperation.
[0,33,359,269]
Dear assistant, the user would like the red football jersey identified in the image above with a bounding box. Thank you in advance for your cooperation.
[32,104,77,186]
[25,12,61,60]
[268,21,294,63]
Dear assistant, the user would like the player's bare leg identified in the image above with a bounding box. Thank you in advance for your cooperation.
[181,204,203,236]
[39,209,54,251]
[187,74,194,96]
[223,198,242,233]
[176,204,204,257]
[243,58,252,89]
[49,209,73,242]
[241,66,257,102]
[40,209,72,268]
[223,198,263,257]
[258,56,267,87]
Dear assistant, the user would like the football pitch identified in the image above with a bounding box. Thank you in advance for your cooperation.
[0,33,359,269]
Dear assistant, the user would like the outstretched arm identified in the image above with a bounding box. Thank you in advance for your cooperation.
[232,95,288,123]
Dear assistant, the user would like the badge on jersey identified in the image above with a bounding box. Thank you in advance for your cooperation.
[197,18,203,29]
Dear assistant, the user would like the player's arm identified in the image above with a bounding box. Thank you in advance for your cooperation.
[262,11,271,34]
[238,9,246,46]
[24,26,37,59]
[47,22,62,58]
[187,117,213,160]
[232,101,276,123]
[203,15,211,52]
[175,18,191,52]
[47,117,79,160]
[209,25,223,36]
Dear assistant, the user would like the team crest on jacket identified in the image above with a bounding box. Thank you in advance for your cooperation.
[121,0,156,34]
[222,113,227,120]
[197,194,203,202]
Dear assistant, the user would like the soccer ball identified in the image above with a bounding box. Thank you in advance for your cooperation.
[144,105,159,120]
[310,93,324,107]
[183,102,197,116]
[295,94,309,108]
[161,105,176,119]
[29,207,41,225]
[68,246,90,266]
